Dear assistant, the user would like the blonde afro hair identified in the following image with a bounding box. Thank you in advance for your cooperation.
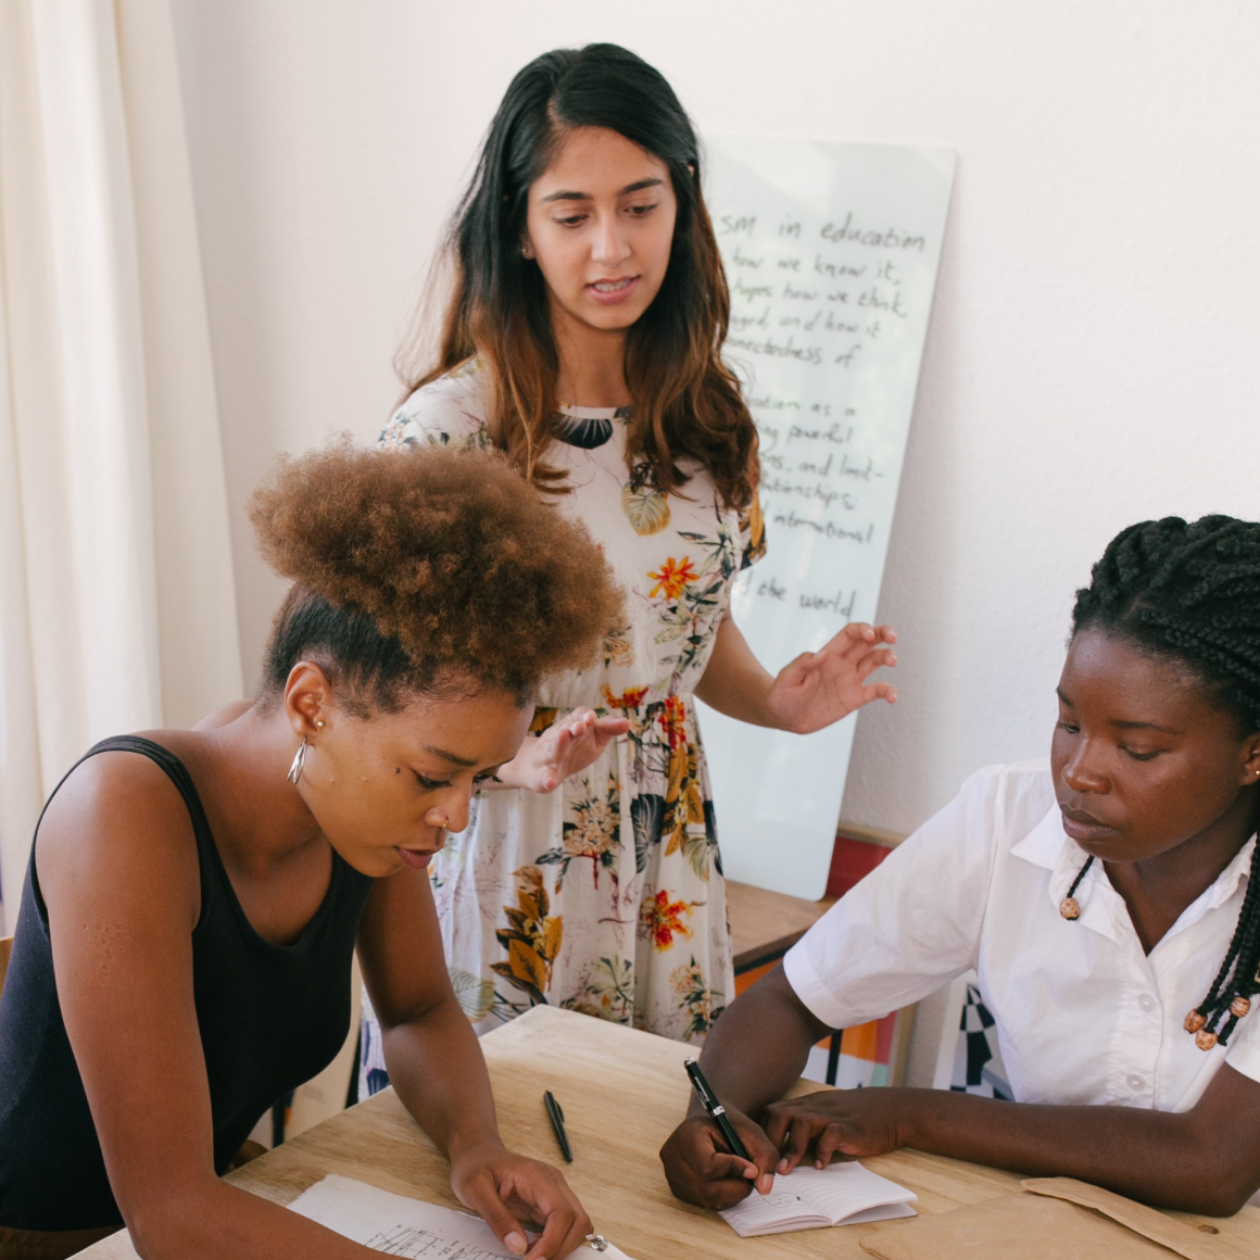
[250,440,620,705]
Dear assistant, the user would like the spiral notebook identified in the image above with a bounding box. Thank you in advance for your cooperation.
[720,1162,917,1237]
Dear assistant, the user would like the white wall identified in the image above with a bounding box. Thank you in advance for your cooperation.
[170,0,1260,843]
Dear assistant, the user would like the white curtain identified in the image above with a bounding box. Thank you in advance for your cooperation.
[0,0,242,934]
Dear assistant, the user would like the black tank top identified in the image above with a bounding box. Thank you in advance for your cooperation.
[0,736,375,1231]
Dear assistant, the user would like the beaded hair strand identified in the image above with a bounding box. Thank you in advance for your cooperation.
[1070,516,1260,1049]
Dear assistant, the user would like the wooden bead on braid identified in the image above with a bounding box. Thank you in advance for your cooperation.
[1059,855,1095,920]
[1184,1010,1207,1033]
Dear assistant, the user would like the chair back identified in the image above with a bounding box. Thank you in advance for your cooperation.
[0,934,12,1003]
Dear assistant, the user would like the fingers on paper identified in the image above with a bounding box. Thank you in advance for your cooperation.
[479,1165,591,1260]
[709,1116,777,1199]
[811,1119,862,1167]
[524,1206,590,1260]
[733,1117,780,1194]
[765,1103,862,1172]
[465,1182,533,1255]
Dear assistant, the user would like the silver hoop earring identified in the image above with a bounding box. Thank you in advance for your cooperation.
[286,738,309,785]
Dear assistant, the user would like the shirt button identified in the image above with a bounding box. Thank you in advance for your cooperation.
[1127,1073,1145,1092]
[1138,994,1155,1012]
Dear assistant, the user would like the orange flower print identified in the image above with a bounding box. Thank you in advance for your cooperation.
[601,684,650,712]
[648,556,697,601]
[657,694,688,750]
[640,888,694,951]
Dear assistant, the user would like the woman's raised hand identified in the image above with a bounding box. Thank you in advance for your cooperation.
[766,623,897,735]
[493,708,632,794]
[450,1143,593,1259]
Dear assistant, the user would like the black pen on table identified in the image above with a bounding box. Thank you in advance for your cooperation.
[683,1058,751,1161]
[544,1090,572,1162]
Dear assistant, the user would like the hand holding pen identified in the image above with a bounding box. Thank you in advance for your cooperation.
[684,1059,750,1159]
[660,1063,776,1209]
[678,1059,777,1200]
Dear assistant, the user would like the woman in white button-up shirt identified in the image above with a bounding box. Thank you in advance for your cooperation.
[662,515,1260,1215]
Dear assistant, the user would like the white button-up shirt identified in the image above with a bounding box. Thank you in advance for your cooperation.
[784,761,1260,1110]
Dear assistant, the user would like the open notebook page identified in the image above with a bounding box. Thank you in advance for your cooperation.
[288,1174,637,1259]
[721,1162,917,1237]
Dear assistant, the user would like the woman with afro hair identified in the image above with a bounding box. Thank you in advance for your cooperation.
[0,443,618,1260]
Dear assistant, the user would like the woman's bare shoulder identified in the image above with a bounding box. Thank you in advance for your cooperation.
[35,742,202,927]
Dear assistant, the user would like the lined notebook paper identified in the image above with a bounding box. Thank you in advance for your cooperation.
[721,1162,917,1237]
[288,1174,636,1259]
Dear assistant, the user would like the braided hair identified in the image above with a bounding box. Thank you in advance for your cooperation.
[1071,515,1260,1048]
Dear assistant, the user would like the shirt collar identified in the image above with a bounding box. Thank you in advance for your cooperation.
[1013,802,1256,930]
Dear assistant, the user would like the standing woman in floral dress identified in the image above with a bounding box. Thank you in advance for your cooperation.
[363,43,896,1081]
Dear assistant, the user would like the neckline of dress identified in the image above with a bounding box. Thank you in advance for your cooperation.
[557,402,631,420]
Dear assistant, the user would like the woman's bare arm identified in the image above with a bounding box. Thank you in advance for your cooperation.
[356,867,592,1259]
[762,1064,1260,1216]
[660,964,1260,1216]
[38,753,377,1260]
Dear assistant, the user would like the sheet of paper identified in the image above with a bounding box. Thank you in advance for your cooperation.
[721,1161,917,1236]
[288,1174,636,1259]
[780,1163,917,1220]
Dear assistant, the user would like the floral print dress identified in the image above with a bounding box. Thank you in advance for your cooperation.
[364,360,764,1074]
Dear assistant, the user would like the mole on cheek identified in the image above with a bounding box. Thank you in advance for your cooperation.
[395,767,401,775]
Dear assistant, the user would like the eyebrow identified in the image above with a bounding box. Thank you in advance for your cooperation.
[540,178,664,203]
[1055,688,1181,735]
[418,744,478,768]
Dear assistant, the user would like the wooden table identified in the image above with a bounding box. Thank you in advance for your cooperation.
[726,881,835,974]
[80,1005,1260,1258]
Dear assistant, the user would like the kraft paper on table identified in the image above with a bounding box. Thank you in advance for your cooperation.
[859,1177,1250,1260]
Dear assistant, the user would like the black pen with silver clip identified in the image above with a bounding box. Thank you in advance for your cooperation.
[683,1058,751,1160]
[544,1089,572,1162]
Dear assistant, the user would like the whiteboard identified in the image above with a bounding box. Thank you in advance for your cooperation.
[698,136,956,900]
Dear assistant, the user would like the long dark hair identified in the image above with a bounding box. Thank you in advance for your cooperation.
[1072,515,1260,1048]
[399,43,758,510]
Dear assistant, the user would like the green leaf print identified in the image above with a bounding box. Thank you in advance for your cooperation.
[682,829,713,881]
[562,954,635,1024]
[631,794,664,875]
[448,967,496,1023]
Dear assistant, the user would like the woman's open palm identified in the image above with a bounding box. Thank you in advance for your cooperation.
[767,623,897,735]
